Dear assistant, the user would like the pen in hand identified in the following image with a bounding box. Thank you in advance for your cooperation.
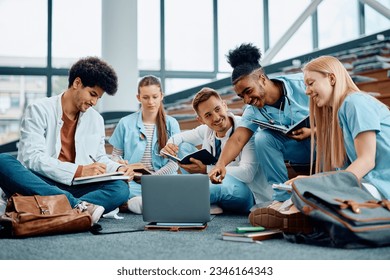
[89,155,97,163]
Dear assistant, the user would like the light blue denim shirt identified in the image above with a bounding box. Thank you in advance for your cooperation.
[109,110,181,171]
[338,93,390,199]
[239,73,309,132]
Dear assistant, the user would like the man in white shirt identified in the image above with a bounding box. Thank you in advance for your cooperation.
[162,87,272,214]
[0,57,132,224]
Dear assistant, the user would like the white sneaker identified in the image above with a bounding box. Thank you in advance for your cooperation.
[0,188,7,216]
[210,204,223,215]
[128,196,143,214]
[76,201,105,225]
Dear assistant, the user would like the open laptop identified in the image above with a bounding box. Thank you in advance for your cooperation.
[141,174,210,229]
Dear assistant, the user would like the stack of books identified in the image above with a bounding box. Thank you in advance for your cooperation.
[222,228,283,243]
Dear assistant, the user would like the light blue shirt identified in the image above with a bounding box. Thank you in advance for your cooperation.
[109,111,181,171]
[239,73,309,132]
[338,93,390,199]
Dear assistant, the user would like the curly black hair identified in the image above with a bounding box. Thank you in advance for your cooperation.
[226,43,263,84]
[68,57,118,95]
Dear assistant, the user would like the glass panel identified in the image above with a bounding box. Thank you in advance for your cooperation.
[165,78,212,96]
[269,0,311,63]
[218,0,263,72]
[52,76,68,96]
[0,0,47,67]
[318,0,359,49]
[52,0,102,68]
[365,0,390,35]
[0,75,46,145]
[138,0,160,70]
[165,0,213,71]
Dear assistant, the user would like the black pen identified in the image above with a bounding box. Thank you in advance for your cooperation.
[89,155,97,163]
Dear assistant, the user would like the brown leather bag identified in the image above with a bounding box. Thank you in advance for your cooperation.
[0,193,91,237]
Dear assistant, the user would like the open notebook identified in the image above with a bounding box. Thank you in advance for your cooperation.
[72,172,129,185]
[251,115,310,135]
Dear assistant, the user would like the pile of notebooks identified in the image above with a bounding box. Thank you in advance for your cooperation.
[221,226,283,243]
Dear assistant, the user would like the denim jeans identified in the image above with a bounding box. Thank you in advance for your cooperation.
[210,174,255,214]
[254,129,311,201]
[0,153,129,213]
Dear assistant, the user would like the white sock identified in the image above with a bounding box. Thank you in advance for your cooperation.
[128,196,143,214]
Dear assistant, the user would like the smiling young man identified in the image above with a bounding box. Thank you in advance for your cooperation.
[209,43,311,205]
[161,87,272,214]
[0,57,130,224]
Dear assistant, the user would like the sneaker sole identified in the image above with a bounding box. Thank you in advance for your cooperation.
[248,207,313,234]
[91,206,105,225]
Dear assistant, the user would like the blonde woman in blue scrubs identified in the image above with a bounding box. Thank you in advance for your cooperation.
[109,75,180,214]
[301,55,390,199]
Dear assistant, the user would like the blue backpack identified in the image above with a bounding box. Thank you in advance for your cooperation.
[286,171,390,248]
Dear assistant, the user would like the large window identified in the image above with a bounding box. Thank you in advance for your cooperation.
[1,0,389,145]
[138,0,160,70]
[165,0,213,71]
[365,0,390,35]
[52,0,102,68]
[0,0,47,67]
[217,0,263,72]
[318,0,359,49]
[0,75,46,144]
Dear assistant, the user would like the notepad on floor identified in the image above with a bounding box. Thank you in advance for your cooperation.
[222,229,283,243]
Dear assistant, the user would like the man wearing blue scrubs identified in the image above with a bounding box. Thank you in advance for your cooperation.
[162,87,272,214]
[209,43,311,202]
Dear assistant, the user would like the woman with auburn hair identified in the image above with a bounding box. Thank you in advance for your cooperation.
[300,55,390,199]
[109,75,180,214]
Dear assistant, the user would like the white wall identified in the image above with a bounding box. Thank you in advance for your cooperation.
[99,0,138,112]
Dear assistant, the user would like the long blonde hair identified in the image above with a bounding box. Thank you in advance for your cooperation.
[303,56,360,173]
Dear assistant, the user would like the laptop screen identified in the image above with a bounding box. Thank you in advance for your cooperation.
[141,174,210,223]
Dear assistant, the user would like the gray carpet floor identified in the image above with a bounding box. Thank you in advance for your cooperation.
[1,213,390,260]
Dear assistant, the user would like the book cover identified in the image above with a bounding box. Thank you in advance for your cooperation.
[72,171,130,185]
[161,148,217,165]
[222,229,283,242]
[251,115,310,135]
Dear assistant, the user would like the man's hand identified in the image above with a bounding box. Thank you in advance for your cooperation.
[208,164,226,184]
[288,127,311,141]
[161,143,179,157]
[178,158,206,174]
[81,162,107,177]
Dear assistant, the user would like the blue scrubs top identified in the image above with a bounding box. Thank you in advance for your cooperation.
[338,93,390,199]
[109,110,181,171]
[239,73,309,132]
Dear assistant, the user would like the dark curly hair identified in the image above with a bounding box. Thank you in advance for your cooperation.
[68,56,118,95]
[226,43,263,84]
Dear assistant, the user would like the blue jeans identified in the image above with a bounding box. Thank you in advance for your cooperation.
[210,174,254,214]
[0,153,129,213]
[254,129,311,201]
[178,143,254,213]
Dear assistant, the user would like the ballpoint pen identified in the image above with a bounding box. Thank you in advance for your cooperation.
[89,155,97,163]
